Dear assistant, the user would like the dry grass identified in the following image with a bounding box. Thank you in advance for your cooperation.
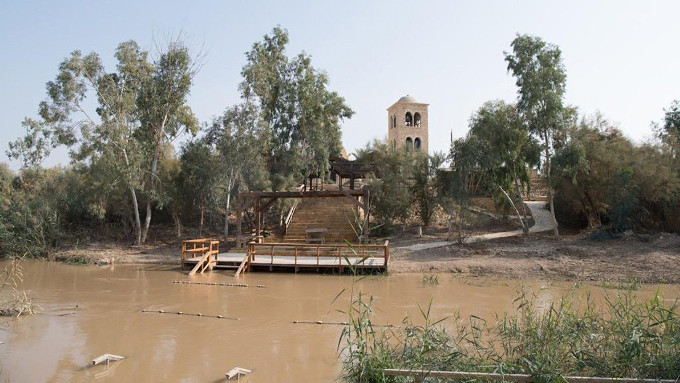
[0,257,40,317]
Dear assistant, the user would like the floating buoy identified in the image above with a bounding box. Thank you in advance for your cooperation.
[92,354,124,365]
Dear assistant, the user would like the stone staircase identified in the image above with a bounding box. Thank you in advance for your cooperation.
[284,197,359,243]
[527,170,549,201]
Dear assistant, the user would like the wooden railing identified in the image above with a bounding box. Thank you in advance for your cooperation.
[181,238,220,274]
[246,240,389,272]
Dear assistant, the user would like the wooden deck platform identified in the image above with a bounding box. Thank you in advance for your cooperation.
[181,241,389,275]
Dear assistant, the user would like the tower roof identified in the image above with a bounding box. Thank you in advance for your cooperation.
[397,95,419,103]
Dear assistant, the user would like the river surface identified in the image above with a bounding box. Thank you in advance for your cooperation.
[0,260,677,383]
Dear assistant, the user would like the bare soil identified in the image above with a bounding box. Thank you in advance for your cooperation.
[389,232,680,284]
[49,224,680,285]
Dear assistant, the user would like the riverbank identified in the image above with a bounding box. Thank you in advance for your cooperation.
[389,232,680,284]
[46,231,680,284]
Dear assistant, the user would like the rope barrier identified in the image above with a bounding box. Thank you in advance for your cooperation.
[171,280,265,288]
[292,320,397,328]
[141,309,239,320]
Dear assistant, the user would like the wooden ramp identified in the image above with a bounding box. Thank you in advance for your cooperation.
[183,253,248,273]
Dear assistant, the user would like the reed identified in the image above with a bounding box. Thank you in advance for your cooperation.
[339,287,680,382]
[0,257,39,317]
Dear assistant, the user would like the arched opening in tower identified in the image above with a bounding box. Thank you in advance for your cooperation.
[414,112,421,127]
[414,137,422,150]
[405,137,413,152]
[405,112,413,126]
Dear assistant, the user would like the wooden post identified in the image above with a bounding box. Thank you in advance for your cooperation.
[236,209,242,248]
[255,199,261,241]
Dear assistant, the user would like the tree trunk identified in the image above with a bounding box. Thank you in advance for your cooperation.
[224,189,231,242]
[512,170,530,236]
[130,188,142,245]
[199,205,205,237]
[499,185,528,236]
[544,130,559,236]
[172,211,182,237]
[141,198,152,243]
[141,124,164,243]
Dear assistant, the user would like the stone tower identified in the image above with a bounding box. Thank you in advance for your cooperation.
[387,95,429,153]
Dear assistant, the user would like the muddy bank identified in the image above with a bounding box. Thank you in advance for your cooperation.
[47,232,680,284]
[390,232,680,284]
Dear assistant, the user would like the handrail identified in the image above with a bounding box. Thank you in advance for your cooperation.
[250,241,386,248]
[247,241,390,270]
[283,199,300,234]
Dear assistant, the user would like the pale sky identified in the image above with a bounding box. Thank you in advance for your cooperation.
[1,0,679,169]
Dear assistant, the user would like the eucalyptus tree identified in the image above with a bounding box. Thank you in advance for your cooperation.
[205,102,270,242]
[466,100,541,236]
[239,27,353,190]
[7,39,199,244]
[505,34,570,236]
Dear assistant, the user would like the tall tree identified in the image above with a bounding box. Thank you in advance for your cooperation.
[505,34,570,236]
[206,102,270,242]
[7,39,198,244]
[466,100,541,236]
[239,27,353,190]
[136,39,200,242]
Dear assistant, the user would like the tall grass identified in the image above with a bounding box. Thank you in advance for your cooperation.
[0,257,39,317]
[339,287,680,382]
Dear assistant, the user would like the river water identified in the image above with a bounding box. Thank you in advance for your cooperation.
[0,260,677,382]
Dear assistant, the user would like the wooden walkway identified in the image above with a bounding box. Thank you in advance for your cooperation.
[181,241,389,275]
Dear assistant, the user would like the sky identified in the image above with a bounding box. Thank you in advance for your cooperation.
[1,0,679,169]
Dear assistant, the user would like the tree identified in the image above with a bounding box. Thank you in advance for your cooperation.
[505,34,571,236]
[7,39,199,244]
[411,152,446,227]
[465,100,541,236]
[136,39,200,242]
[177,140,221,236]
[239,27,353,191]
[445,136,483,243]
[205,102,270,242]
[553,113,680,233]
[354,140,413,234]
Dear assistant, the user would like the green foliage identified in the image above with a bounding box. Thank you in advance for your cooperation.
[240,26,353,191]
[356,140,414,234]
[340,288,680,382]
[505,34,573,235]
[553,114,680,232]
[355,141,444,233]
[0,167,90,257]
[7,38,199,244]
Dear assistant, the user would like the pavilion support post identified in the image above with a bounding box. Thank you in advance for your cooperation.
[255,199,261,243]
[236,209,243,248]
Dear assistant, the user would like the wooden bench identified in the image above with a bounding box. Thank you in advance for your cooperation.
[305,228,328,244]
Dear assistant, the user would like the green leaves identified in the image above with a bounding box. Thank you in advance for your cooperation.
[240,27,353,191]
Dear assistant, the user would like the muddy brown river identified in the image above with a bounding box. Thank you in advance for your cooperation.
[0,261,677,382]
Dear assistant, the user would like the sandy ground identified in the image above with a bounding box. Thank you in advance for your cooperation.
[49,201,679,284]
[389,232,680,284]
[50,230,680,284]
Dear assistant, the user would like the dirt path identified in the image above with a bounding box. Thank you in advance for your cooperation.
[399,201,553,251]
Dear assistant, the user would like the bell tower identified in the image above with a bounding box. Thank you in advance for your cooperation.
[387,95,429,153]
